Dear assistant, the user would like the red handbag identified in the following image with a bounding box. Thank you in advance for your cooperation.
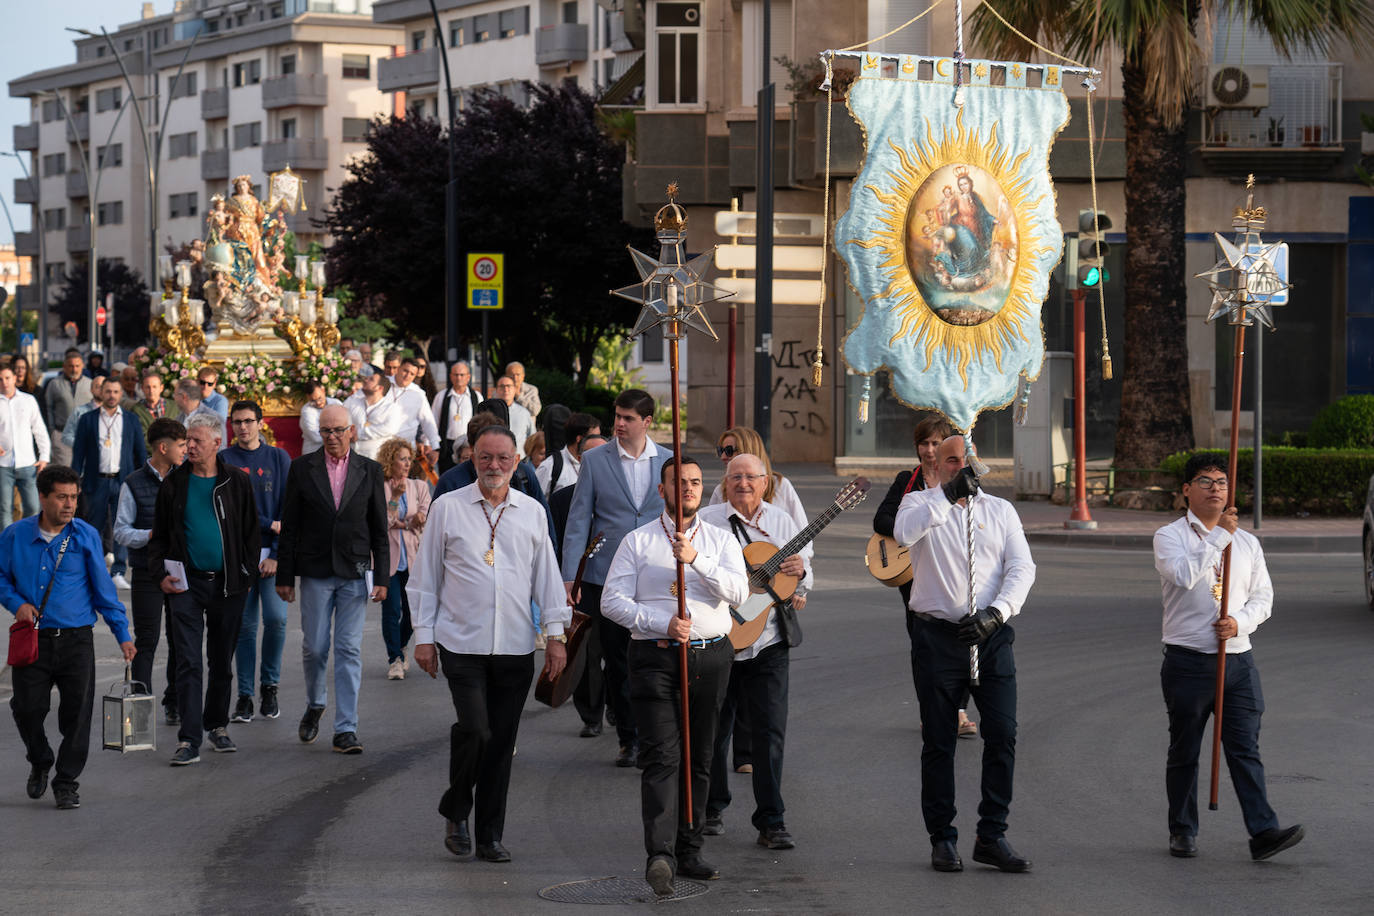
[6,531,73,667]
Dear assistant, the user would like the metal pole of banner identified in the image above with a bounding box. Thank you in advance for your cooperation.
[753,0,774,449]
[1253,328,1262,529]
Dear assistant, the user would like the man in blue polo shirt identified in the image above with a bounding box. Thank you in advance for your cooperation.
[1,465,134,810]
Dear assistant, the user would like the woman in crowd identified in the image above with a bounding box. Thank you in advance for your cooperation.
[12,354,36,396]
[411,355,438,401]
[524,431,546,470]
[709,425,807,530]
[377,438,431,681]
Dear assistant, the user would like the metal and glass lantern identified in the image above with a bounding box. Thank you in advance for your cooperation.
[102,666,156,753]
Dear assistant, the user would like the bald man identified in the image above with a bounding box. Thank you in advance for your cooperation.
[893,435,1036,874]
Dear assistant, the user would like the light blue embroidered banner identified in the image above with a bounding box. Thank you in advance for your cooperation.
[838,61,1070,432]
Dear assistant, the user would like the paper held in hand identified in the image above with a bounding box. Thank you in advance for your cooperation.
[163,559,189,593]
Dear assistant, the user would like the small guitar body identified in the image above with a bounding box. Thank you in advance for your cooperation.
[865,533,912,587]
[534,533,605,708]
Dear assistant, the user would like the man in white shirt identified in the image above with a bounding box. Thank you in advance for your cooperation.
[411,425,570,864]
[344,373,400,461]
[0,362,51,520]
[432,361,481,475]
[698,453,810,851]
[1153,454,1304,862]
[492,376,535,458]
[299,381,343,454]
[536,411,600,495]
[602,456,749,896]
[894,435,1035,875]
[505,361,541,419]
[386,358,440,463]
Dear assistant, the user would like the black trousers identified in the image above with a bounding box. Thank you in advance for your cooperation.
[909,615,1017,844]
[129,567,178,711]
[707,641,789,830]
[168,575,245,748]
[628,637,732,865]
[1161,646,1279,838]
[437,648,534,845]
[10,626,95,791]
[904,606,970,710]
[583,583,636,745]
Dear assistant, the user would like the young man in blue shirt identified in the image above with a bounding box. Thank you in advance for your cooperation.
[1,465,134,810]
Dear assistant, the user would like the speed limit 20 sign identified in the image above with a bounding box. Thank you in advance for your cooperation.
[467,253,503,310]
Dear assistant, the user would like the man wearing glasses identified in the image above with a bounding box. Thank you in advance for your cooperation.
[431,361,481,475]
[197,368,230,421]
[1153,455,1304,862]
[275,405,389,755]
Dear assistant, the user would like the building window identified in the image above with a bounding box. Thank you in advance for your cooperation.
[42,153,66,177]
[270,3,284,18]
[169,192,199,219]
[43,208,66,231]
[232,59,263,87]
[41,99,59,122]
[232,121,262,149]
[450,20,465,46]
[168,132,198,159]
[171,70,198,99]
[562,1,577,24]
[651,1,702,106]
[95,86,123,112]
[342,117,369,143]
[342,53,370,79]
[46,263,66,283]
[96,143,124,168]
[280,53,297,75]
[641,332,664,363]
[97,201,124,226]
[281,118,297,139]
[411,29,427,50]
[472,14,491,42]
[501,7,529,37]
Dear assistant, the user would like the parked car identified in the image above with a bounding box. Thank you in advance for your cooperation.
[1364,472,1374,611]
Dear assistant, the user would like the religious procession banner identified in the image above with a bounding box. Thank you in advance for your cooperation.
[838,55,1071,433]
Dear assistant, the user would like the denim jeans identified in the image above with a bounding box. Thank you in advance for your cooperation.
[0,464,39,522]
[83,475,126,575]
[299,575,368,735]
[236,573,289,697]
[380,569,411,663]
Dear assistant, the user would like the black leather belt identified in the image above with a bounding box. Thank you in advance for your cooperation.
[186,568,220,580]
[654,635,727,649]
[911,612,963,635]
[39,625,92,637]
[98,472,120,479]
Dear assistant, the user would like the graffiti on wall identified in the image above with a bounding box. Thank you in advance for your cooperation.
[771,338,828,436]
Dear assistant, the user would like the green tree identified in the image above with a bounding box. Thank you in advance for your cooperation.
[972,1,1373,475]
[52,259,151,347]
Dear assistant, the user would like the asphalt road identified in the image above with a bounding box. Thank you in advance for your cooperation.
[3,483,1372,914]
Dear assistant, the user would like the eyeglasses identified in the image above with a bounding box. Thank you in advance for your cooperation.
[199,380,215,387]
[1190,476,1229,490]
[230,418,259,426]
[726,472,765,484]
[716,445,739,458]
[319,426,350,438]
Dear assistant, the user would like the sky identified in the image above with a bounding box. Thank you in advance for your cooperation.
[0,0,144,236]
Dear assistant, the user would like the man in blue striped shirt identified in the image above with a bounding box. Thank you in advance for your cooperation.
[1,465,134,810]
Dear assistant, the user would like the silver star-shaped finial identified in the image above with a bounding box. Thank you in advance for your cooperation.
[611,247,731,341]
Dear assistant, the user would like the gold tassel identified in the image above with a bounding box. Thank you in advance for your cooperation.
[857,376,871,423]
[812,350,824,387]
[1102,352,1113,380]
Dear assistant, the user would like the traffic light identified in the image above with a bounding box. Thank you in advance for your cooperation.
[1076,209,1111,288]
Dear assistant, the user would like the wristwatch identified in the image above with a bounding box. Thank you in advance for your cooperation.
[545,633,568,644]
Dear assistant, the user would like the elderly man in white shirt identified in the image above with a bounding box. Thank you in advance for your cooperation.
[505,361,541,419]
[697,452,811,852]
[344,373,401,461]
[894,435,1035,875]
[602,456,749,897]
[411,425,569,864]
[0,362,51,520]
[1153,454,1303,862]
[299,381,343,454]
[431,361,481,474]
[386,358,440,463]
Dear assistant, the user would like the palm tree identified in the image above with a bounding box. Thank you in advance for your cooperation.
[971,0,1373,482]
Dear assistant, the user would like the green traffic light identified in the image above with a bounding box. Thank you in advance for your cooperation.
[1080,266,1109,287]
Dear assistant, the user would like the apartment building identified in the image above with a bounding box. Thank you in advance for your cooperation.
[9,0,401,327]
[611,0,1374,468]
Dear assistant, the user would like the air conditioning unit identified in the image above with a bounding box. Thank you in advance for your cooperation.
[1206,65,1269,110]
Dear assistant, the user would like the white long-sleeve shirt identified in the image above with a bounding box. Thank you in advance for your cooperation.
[536,446,581,494]
[387,383,440,449]
[602,512,750,641]
[114,461,170,548]
[0,390,51,468]
[1153,511,1273,654]
[431,386,478,443]
[507,401,536,458]
[893,486,1036,622]
[408,483,570,655]
[299,398,342,454]
[698,500,812,659]
[344,392,400,460]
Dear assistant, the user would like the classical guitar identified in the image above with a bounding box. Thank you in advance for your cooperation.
[534,532,605,708]
[864,533,913,587]
[727,478,870,650]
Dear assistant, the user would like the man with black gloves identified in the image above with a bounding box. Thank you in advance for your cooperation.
[893,434,1036,874]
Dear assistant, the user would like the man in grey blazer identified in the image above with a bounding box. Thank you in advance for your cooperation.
[561,389,668,765]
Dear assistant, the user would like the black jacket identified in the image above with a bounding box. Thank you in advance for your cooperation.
[276,448,389,583]
[148,456,261,597]
[873,466,926,608]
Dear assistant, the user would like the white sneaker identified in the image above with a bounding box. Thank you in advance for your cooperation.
[387,658,405,680]
[111,573,131,591]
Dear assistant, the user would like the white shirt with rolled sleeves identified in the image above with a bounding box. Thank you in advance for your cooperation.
[344,392,401,460]
[407,484,571,656]
[1154,510,1272,654]
[386,382,440,449]
[893,486,1036,623]
[0,390,50,468]
[698,501,812,660]
[602,512,750,641]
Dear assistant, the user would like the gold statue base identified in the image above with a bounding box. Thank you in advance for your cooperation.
[202,324,297,362]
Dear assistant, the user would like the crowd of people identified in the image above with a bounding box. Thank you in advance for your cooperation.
[2,345,1305,894]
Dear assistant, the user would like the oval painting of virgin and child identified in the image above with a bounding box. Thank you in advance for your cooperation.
[904,164,1018,326]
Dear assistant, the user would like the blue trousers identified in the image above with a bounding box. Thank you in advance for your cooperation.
[1161,646,1279,838]
[299,575,368,735]
[0,464,39,521]
[380,569,412,663]
[82,475,125,575]
[236,574,288,697]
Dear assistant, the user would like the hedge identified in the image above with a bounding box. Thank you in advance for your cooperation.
[1160,448,1374,515]
[1308,395,1374,449]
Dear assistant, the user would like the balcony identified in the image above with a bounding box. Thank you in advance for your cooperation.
[262,73,329,109]
[13,177,37,205]
[13,122,39,151]
[65,112,89,144]
[535,23,589,68]
[377,47,440,93]
[66,225,90,254]
[65,170,89,198]
[1201,63,1345,176]
[201,86,229,120]
[202,148,229,181]
[14,232,38,258]
[262,137,328,172]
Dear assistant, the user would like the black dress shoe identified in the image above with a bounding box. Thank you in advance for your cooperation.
[757,825,795,850]
[299,706,324,743]
[972,836,1031,872]
[1169,834,1198,858]
[444,820,471,856]
[931,839,963,872]
[26,764,49,800]
[579,722,602,738]
[332,731,363,754]
[615,743,638,768]
[677,856,720,880]
[701,815,725,836]
[1250,824,1304,861]
[645,855,674,896]
[476,841,511,862]
[53,785,80,810]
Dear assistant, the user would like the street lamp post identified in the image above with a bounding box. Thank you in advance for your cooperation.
[427,0,462,368]
[1,150,45,356]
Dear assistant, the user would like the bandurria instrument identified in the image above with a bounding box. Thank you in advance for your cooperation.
[534,532,605,708]
[864,533,912,587]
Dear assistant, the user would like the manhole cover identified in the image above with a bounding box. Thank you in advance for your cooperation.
[539,876,709,904]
